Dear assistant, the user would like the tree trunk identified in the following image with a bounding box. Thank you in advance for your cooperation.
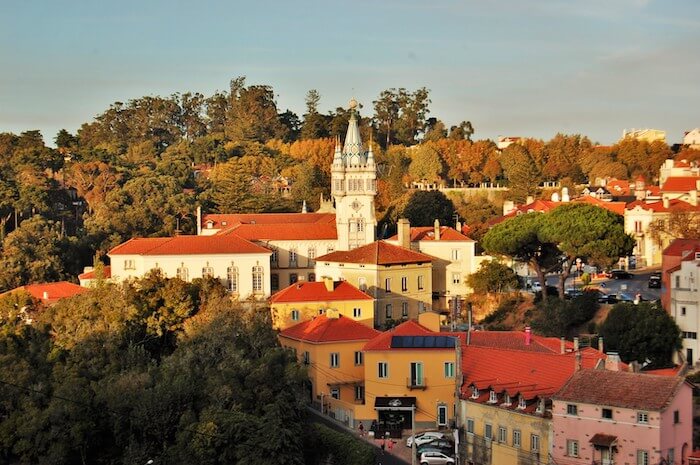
[531,260,547,303]
[558,258,573,300]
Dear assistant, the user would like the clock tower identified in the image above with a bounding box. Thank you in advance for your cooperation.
[331,99,377,251]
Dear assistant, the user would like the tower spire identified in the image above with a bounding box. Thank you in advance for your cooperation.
[343,98,364,165]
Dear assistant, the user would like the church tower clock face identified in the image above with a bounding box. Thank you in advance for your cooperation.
[351,200,362,211]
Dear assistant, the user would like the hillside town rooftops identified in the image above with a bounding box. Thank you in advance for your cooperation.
[279,314,380,343]
[317,241,433,266]
[1,281,88,303]
[387,226,474,242]
[109,235,270,256]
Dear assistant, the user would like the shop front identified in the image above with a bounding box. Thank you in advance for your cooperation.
[373,396,416,438]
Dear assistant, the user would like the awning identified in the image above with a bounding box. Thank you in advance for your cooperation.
[374,396,417,411]
[590,434,618,448]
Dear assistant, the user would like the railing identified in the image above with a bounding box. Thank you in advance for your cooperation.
[407,377,427,390]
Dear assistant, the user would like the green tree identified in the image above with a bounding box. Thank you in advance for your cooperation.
[599,302,681,368]
[401,190,455,227]
[225,77,286,143]
[408,144,444,183]
[301,90,329,140]
[466,260,518,293]
[500,144,541,203]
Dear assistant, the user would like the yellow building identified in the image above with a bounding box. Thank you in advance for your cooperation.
[278,313,380,427]
[621,128,666,143]
[270,277,374,330]
[354,318,462,433]
[459,337,608,465]
[315,241,434,328]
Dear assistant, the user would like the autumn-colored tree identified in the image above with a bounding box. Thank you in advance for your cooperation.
[65,161,122,214]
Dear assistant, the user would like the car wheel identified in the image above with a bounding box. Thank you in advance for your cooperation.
[420,462,429,465]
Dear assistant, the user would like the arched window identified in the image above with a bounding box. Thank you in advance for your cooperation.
[227,265,239,293]
[176,264,189,282]
[252,265,264,292]
[202,262,214,278]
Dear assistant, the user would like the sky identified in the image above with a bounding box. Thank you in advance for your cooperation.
[1,0,698,146]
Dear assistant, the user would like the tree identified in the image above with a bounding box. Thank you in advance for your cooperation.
[401,190,455,227]
[225,77,286,143]
[599,302,681,368]
[408,144,444,183]
[300,90,329,140]
[467,260,518,294]
[648,209,700,246]
[499,144,541,203]
[373,89,401,147]
[449,121,474,141]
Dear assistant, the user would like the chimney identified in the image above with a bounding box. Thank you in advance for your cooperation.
[398,218,411,249]
[323,276,334,292]
[503,200,515,216]
[456,220,462,232]
[605,352,621,371]
[663,196,670,209]
[575,351,582,371]
[196,205,202,235]
[560,337,566,354]
[561,187,570,202]
[526,195,534,205]
[598,336,604,353]
[525,326,532,345]
[434,219,441,241]
[42,291,49,300]
[573,337,579,351]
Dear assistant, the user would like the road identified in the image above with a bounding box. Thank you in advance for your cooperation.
[535,269,661,302]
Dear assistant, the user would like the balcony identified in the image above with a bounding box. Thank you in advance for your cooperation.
[407,377,427,390]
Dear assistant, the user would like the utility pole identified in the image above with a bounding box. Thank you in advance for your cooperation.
[411,405,416,465]
[454,337,462,465]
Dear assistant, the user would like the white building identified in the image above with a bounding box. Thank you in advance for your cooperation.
[683,129,700,149]
[108,235,272,298]
[669,245,700,366]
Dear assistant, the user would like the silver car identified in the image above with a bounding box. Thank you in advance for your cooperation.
[420,451,455,465]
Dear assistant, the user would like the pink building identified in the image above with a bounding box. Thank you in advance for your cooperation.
[552,369,692,465]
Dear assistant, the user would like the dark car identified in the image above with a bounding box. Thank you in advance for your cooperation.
[648,275,661,288]
[417,440,455,457]
[609,269,633,279]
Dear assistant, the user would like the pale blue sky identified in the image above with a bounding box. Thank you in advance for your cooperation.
[1,0,698,146]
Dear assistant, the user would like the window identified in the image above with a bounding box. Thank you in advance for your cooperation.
[567,440,579,457]
[503,394,512,406]
[401,302,409,317]
[451,249,460,261]
[252,266,264,292]
[353,307,361,318]
[484,424,493,441]
[567,404,578,415]
[417,275,424,290]
[227,265,238,293]
[271,248,278,264]
[289,273,298,285]
[318,308,325,315]
[307,247,316,266]
[437,405,448,426]
[124,259,135,270]
[674,410,680,424]
[358,277,367,292]
[498,426,507,443]
[637,450,649,465]
[536,399,545,414]
[668,448,675,465]
[635,220,642,233]
[202,265,214,278]
[513,430,521,448]
[471,386,479,399]
[330,352,339,368]
[682,306,687,316]
[466,418,474,434]
[271,273,279,291]
[330,388,340,399]
[385,304,392,318]
[518,396,526,409]
[410,362,424,387]
[452,273,461,284]
[306,272,314,282]
[531,434,540,452]
[488,390,498,403]
[326,246,334,254]
[676,276,681,288]
[401,276,408,292]
[177,264,189,281]
[291,309,300,321]
[355,385,365,401]
[602,408,613,420]
[378,362,388,378]
[418,301,426,313]
[385,278,391,293]
[303,351,310,364]
[683,331,698,339]
[637,411,648,424]
[444,362,454,378]
[289,249,298,267]
[354,351,363,366]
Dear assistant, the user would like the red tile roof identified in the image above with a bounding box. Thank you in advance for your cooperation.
[220,222,337,240]
[317,241,433,265]
[626,199,700,213]
[553,369,687,411]
[279,314,380,343]
[387,226,474,242]
[573,196,626,215]
[495,198,624,225]
[109,235,270,256]
[78,266,111,280]
[606,179,631,195]
[664,239,700,257]
[363,320,437,351]
[661,176,700,192]
[468,331,574,354]
[270,280,372,303]
[202,213,335,229]
[461,346,606,399]
[1,281,88,303]
[643,366,683,377]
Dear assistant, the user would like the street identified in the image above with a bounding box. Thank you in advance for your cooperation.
[538,269,662,302]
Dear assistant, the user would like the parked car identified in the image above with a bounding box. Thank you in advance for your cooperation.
[598,293,618,304]
[416,439,455,455]
[406,431,446,448]
[609,269,633,279]
[420,451,455,465]
[564,288,584,299]
[648,274,661,288]
[529,281,543,293]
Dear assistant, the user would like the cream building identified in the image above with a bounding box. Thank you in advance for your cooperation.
[108,235,272,298]
[621,128,666,143]
[669,245,700,366]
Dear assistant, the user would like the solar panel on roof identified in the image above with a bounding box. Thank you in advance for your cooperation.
[390,335,456,348]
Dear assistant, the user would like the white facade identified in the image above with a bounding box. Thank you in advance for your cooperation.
[659,158,700,186]
[669,252,700,366]
[683,129,700,149]
[625,204,662,267]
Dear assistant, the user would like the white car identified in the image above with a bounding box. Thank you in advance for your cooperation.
[420,451,455,465]
[406,431,446,448]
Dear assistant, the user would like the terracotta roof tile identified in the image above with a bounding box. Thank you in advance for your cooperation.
[270,280,372,303]
[387,226,474,242]
[317,241,433,265]
[220,222,337,240]
[553,369,686,411]
[363,320,436,351]
[626,199,700,213]
[468,331,575,353]
[109,235,270,256]
[664,239,700,257]
[202,213,335,229]
[78,266,111,280]
[279,314,380,343]
[1,281,88,303]
[661,176,700,192]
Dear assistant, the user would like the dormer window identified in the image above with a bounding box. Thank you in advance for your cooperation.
[536,399,545,414]
[471,386,479,399]
[502,394,512,406]
[488,390,498,403]
[517,396,526,410]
